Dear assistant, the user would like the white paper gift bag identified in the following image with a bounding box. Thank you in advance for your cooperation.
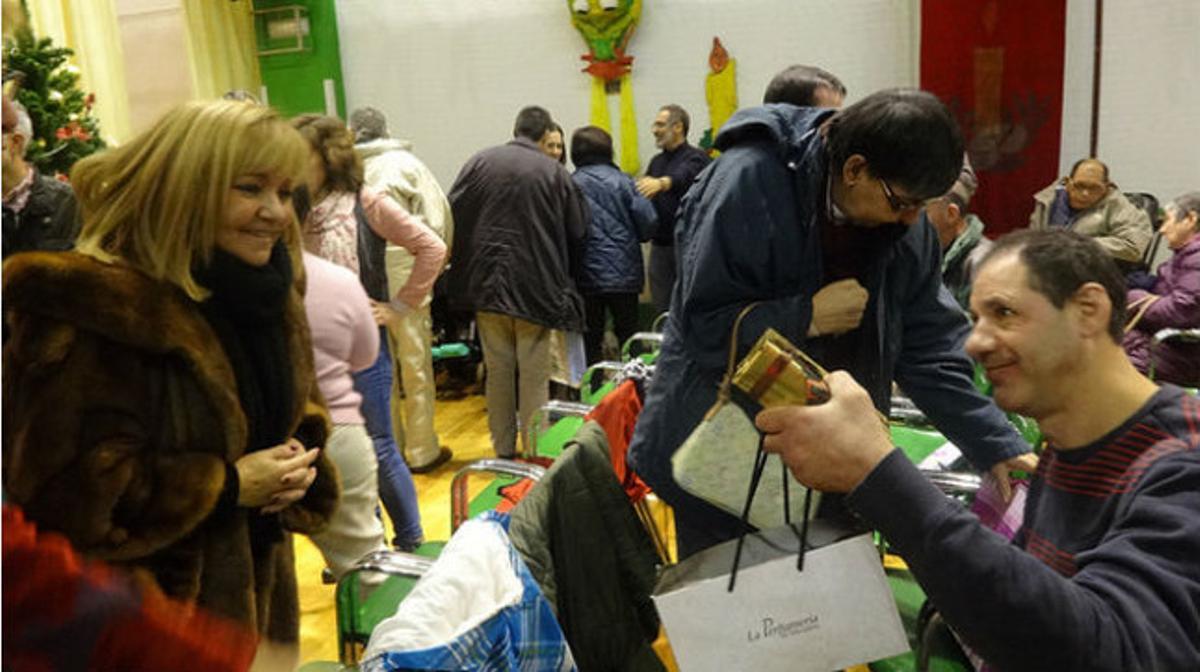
[654,526,908,672]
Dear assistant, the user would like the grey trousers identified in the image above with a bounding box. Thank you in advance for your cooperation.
[476,311,552,457]
[649,243,677,314]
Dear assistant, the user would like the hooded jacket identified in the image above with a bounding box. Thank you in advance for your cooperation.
[572,162,658,294]
[941,213,993,310]
[2,251,339,642]
[1029,184,1152,264]
[447,137,588,331]
[628,104,1028,537]
[357,137,454,293]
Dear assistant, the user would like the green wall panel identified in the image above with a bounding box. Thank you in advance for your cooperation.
[253,0,346,118]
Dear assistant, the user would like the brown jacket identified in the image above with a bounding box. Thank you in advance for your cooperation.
[2,251,339,642]
[1028,184,1152,263]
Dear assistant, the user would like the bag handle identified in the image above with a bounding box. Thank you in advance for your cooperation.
[1124,294,1160,333]
[716,302,762,404]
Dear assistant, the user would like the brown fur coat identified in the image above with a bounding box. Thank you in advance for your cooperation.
[2,251,340,642]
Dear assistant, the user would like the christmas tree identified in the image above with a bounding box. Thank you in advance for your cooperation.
[4,26,105,178]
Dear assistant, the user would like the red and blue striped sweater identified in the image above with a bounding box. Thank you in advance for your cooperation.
[849,385,1200,672]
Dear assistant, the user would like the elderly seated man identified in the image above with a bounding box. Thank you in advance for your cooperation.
[1028,158,1151,270]
[759,229,1200,671]
[1124,191,1200,387]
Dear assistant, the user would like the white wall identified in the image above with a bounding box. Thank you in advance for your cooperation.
[1092,0,1199,199]
[335,0,1198,200]
[335,0,917,188]
[114,0,192,134]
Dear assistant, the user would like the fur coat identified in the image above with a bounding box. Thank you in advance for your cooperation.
[2,250,340,643]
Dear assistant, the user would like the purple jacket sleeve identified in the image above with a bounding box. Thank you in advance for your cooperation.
[1139,248,1200,332]
[846,448,1200,672]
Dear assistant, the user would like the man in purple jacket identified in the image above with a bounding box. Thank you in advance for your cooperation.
[759,229,1200,671]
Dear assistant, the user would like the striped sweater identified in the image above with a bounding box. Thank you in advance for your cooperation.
[849,385,1200,672]
[1017,385,1200,579]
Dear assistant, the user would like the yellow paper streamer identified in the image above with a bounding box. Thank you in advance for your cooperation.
[618,73,639,175]
[590,76,611,134]
[705,57,738,139]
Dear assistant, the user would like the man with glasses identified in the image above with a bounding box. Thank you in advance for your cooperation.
[637,104,710,313]
[1029,158,1151,269]
[628,88,1035,558]
[2,100,77,260]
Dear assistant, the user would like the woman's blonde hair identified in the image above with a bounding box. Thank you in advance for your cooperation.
[292,114,363,195]
[72,100,309,300]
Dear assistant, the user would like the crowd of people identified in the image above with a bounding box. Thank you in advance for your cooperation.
[2,42,1197,671]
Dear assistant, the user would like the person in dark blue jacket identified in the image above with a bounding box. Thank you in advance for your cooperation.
[570,126,658,363]
[627,89,1036,558]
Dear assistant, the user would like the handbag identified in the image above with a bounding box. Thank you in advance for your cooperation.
[672,305,819,533]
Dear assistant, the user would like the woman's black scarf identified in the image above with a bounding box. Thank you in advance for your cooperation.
[195,241,295,545]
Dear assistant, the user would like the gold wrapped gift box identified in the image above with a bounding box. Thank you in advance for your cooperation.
[731,328,830,408]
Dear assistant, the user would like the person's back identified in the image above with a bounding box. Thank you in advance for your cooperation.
[357,137,453,265]
[303,253,378,423]
[302,252,391,579]
[447,105,588,457]
[573,162,656,294]
[447,125,586,333]
[350,105,455,474]
[569,125,657,363]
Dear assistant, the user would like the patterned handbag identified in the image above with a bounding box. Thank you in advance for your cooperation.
[672,305,820,530]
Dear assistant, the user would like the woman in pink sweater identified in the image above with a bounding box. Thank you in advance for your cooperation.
[303,252,390,577]
[294,115,447,551]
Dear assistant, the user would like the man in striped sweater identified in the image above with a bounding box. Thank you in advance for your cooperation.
[757,229,1200,671]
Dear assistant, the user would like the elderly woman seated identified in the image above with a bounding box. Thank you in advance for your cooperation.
[1123,191,1200,386]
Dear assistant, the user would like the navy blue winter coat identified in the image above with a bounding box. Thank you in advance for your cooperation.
[628,104,1029,541]
[572,163,658,294]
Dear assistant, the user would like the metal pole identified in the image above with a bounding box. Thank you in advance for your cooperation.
[1089,0,1104,157]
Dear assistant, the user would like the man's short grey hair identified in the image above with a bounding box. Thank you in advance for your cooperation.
[349,106,390,144]
[10,99,32,141]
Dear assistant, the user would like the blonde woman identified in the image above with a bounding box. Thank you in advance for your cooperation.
[2,100,339,666]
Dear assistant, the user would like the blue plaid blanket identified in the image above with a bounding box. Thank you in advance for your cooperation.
[361,511,575,672]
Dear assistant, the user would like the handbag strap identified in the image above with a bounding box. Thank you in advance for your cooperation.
[1124,294,1160,333]
[717,302,762,403]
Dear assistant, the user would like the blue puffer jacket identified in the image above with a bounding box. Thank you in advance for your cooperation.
[628,104,1029,542]
[572,163,658,294]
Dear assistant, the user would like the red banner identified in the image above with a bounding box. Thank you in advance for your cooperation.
[921,0,1067,236]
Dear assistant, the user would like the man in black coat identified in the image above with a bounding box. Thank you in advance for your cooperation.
[2,100,77,260]
[447,106,588,457]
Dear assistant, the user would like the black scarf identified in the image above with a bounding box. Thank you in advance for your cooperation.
[195,242,295,546]
[195,242,295,453]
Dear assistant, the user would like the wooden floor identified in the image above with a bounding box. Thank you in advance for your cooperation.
[295,393,494,665]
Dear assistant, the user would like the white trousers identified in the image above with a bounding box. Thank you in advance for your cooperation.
[387,303,442,467]
[308,424,388,579]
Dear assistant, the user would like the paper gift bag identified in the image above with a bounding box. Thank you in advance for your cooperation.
[654,525,909,672]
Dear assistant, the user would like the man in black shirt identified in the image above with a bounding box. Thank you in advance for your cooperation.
[636,104,710,313]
